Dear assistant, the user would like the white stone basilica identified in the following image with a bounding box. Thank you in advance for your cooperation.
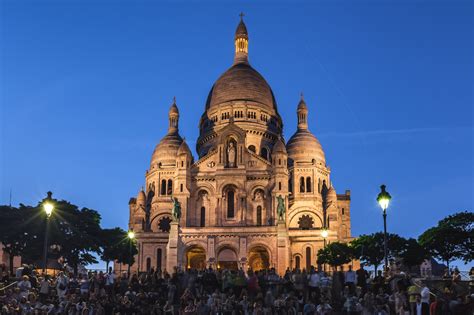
[126,16,353,275]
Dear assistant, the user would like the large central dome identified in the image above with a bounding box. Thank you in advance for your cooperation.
[205,62,277,111]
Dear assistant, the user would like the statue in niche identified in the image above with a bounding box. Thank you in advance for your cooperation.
[276,195,286,221]
[171,197,182,221]
[226,141,236,168]
[254,190,264,201]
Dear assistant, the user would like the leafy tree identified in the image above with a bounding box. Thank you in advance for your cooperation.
[419,211,473,269]
[398,238,429,270]
[350,232,406,273]
[100,228,136,270]
[317,242,353,270]
[0,205,39,275]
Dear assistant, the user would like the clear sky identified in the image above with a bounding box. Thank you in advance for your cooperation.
[1,1,473,269]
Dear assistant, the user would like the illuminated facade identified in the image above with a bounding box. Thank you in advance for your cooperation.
[126,16,353,274]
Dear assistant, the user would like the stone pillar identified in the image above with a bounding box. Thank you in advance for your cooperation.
[277,219,290,275]
[239,237,247,272]
[166,222,179,272]
[207,237,216,269]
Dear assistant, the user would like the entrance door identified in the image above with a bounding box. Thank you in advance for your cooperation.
[186,246,206,270]
[217,248,238,270]
[248,246,270,271]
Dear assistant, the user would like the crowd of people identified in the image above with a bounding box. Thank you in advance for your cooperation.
[0,263,473,315]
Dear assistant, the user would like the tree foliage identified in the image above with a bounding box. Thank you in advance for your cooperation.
[350,232,406,272]
[419,211,474,268]
[100,228,137,269]
[317,242,353,269]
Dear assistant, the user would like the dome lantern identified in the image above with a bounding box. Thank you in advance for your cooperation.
[297,93,308,130]
[168,97,179,133]
[234,13,249,65]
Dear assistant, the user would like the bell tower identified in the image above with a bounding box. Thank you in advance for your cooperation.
[234,13,249,64]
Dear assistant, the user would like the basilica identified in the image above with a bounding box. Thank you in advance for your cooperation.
[126,16,353,275]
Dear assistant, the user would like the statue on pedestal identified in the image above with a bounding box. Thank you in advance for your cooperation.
[171,197,182,221]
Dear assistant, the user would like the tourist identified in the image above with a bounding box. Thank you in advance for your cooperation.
[345,265,357,293]
[16,275,32,298]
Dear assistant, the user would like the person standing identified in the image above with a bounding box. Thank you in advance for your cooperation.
[345,265,356,293]
[420,284,430,315]
[56,272,68,299]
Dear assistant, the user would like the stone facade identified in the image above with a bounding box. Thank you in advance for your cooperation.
[125,17,353,275]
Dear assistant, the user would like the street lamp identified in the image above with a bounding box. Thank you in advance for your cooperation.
[127,231,135,276]
[377,184,391,273]
[42,192,54,274]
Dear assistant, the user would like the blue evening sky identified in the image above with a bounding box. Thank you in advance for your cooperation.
[1,0,473,269]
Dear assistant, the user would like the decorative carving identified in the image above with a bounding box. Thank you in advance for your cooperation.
[158,216,172,233]
[207,161,216,168]
[298,214,314,230]
[226,141,236,168]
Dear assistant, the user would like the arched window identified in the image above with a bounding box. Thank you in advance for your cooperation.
[306,177,312,192]
[278,182,282,190]
[167,179,173,195]
[248,145,256,153]
[227,190,235,218]
[146,257,151,272]
[299,177,305,193]
[260,147,268,160]
[295,256,301,270]
[289,178,293,193]
[278,158,281,165]
[306,247,311,270]
[161,179,166,195]
[180,184,183,192]
[256,206,262,226]
[200,207,206,227]
[157,249,162,270]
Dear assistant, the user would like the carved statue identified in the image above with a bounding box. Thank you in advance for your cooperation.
[276,195,285,221]
[171,197,182,220]
[227,141,236,167]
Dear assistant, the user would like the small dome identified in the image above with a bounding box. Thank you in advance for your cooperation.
[326,186,337,203]
[136,190,146,206]
[272,137,287,154]
[297,94,307,111]
[177,140,192,156]
[169,102,179,115]
[287,129,325,164]
[150,132,183,167]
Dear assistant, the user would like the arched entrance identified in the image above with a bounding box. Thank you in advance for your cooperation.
[217,247,238,270]
[185,246,206,270]
[248,246,270,271]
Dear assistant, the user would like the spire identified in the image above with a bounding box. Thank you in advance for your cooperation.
[168,97,179,133]
[297,93,308,130]
[234,12,249,64]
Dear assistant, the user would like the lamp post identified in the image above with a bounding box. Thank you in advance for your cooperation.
[127,231,135,276]
[376,185,391,273]
[42,192,54,274]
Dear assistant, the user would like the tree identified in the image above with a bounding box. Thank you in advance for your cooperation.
[317,242,353,270]
[398,238,429,271]
[0,205,39,275]
[418,213,473,270]
[100,228,135,270]
[350,232,406,273]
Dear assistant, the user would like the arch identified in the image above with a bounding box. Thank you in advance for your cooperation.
[185,245,206,270]
[289,177,293,193]
[256,206,262,226]
[146,257,151,272]
[157,248,162,270]
[306,177,312,192]
[200,206,206,227]
[167,179,173,195]
[294,255,302,270]
[160,179,166,195]
[305,247,312,270]
[288,209,323,229]
[299,177,305,192]
[217,246,238,270]
[260,147,269,160]
[248,145,256,153]
[248,246,270,271]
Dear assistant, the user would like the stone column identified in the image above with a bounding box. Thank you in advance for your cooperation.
[166,222,179,272]
[277,219,290,275]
